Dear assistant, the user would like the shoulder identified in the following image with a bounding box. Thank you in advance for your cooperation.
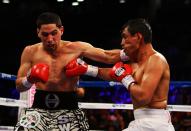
[64,41,93,49]
[147,52,169,69]
[150,52,167,63]
[23,43,41,54]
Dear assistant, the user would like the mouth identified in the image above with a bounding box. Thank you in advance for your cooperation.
[48,44,54,48]
[45,43,56,51]
[47,42,55,47]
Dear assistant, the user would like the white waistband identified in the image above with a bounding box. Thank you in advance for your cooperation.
[133,108,171,121]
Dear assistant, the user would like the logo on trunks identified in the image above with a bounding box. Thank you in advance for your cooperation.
[58,115,70,124]
[45,94,60,108]
[19,111,41,128]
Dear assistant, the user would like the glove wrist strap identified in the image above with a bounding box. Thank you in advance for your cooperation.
[22,77,33,89]
[85,65,98,77]
[121,75,135,90]
[120,49,129,61]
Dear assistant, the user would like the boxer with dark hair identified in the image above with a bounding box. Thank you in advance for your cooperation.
[14,12,129,131]
[66,18,175,131]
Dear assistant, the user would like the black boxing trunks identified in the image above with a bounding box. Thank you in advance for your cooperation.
[32,90,79,110]
[14,90,89,131]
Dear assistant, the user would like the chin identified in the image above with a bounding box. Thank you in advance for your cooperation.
[49,45,56,49]
[46,47,55,52]
[123,49,129,54]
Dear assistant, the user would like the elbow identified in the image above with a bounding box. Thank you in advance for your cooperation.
[136,94,152,105]
[15,80,22,92]
[15,80,19,90]
[15,79,21,89]
[15,79,26,92]
[16,86,27,92]
[16,85,23,92]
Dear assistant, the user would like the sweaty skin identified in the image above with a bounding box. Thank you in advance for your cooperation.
[16,24,123,92]
[130,51,170,109]
[98,27,170,110]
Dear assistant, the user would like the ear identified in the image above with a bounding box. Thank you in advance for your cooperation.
[37,28,40,37]
[60,26,64,35]
[137,32,143,40]
[137,32,145,44]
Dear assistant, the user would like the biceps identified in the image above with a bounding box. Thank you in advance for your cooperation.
[82,47,108,61]
[141,69,163,95]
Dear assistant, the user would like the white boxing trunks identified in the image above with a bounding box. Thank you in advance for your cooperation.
[122,108,175,131]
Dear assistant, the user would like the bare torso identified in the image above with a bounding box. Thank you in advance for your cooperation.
[30,41,80,92]
[131,52,170,109]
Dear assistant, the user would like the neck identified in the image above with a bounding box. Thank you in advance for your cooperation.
[44,41,62,57]
[130,43,155,63]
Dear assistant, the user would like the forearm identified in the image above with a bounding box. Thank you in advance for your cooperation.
[82,48,128,64]
[97,68,114,81]
[129,84,151,105]
[99,49,129,63]
[103,49,121,64]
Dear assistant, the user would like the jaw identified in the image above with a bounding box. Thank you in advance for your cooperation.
[125,48,139,62]
[43,44,57,54]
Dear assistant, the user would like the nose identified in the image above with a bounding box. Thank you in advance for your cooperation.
[47,34,54,41]
[121,41,123,46]
[121,39,125,46]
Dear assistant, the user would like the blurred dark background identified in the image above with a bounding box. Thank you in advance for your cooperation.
[0,0,191,80]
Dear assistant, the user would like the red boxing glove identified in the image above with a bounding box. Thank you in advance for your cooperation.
[27,63,49,83]
[65,58,98,77]
[22,63,49,89]
[109,62,135,90]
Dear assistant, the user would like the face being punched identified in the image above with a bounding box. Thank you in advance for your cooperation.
[37,24,63,51]
[121,27,142,55]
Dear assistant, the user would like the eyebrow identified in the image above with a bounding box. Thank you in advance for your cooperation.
[121,32,127,37]
[41,29,58,34]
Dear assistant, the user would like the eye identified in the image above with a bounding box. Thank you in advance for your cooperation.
[121,34,127,39]
[50,30,58,36]
[41,30,58,37]
[41,32,49,37]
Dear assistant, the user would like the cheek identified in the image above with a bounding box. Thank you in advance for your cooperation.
[131,43,139,51]
[39,35,47,41]
[131,38,140,46]
[128,41,139,52]
[42,38,49,43]
[54,34,61,40]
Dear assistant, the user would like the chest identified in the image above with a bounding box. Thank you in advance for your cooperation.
[31,50,78,73]
[131,63,145,83]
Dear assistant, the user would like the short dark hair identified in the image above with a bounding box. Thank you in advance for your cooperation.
[121,18,152,43]
[36,12,62,29]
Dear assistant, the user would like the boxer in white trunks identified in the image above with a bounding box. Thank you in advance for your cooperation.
[65,18,175,131]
